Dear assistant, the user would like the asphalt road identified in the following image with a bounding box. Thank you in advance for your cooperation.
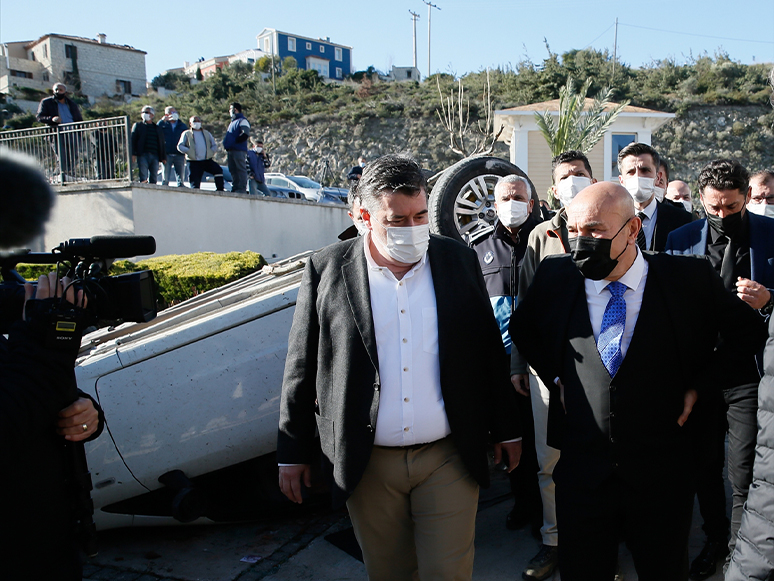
[82,467,727,581]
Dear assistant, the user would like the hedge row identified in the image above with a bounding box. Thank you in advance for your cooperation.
[15,251,267,310]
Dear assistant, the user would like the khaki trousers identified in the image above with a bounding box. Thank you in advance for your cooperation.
[529,371,561,546]
[346,436,479,581]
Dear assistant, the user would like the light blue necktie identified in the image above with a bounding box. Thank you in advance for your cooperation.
[598,281,627,377]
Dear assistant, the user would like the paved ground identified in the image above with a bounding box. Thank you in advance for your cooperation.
[82,468,729,581]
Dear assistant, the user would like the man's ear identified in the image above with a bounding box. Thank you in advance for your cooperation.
[361,208,373,230]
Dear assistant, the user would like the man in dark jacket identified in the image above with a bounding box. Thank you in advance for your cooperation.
[158,106,188,187]
[223,102,250,193]
[247,138,271,196]
[36,83,83,179]
[131,106,166,184]
[470,173,549,579]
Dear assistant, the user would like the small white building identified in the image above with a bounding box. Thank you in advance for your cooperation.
[494,98,675,198]
[1,33,147,103]
[389,66,420,82]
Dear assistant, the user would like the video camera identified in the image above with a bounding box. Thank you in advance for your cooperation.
[0,235,158,337]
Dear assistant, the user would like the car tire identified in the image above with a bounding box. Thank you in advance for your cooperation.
[429,156,540,243]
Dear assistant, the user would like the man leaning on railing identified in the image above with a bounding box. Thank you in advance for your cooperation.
[36,83,83,181]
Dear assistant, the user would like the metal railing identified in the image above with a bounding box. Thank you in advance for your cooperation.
[0,116,131,185]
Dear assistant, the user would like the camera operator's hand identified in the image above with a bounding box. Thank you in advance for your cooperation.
[57,397,99,441]
[23,272,86,318]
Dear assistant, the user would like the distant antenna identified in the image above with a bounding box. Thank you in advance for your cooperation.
[423,1,440,78]
[409,10,420,71]
[612,17,618,84]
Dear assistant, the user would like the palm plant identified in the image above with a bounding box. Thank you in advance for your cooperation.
[535,76,630,156]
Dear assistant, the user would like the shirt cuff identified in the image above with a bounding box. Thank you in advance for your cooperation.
[278,463,302,467]
[499,438,522,443]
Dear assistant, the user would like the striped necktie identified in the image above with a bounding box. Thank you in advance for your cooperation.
[636,212,647,251]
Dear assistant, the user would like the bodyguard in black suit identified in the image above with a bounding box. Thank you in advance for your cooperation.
[278,154,521,581]
[618,143,691,252]
[666,159,774,578]
[511,182,766,581]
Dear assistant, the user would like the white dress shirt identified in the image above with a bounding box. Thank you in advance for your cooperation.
[638,197,658,251]
[585,248,648,359]
[364,234,451,446]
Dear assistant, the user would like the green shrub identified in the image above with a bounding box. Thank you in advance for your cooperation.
[14,251,267,311]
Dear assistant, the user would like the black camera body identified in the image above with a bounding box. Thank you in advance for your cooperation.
[0,235,158,337]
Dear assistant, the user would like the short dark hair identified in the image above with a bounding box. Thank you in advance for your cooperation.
[551,150,592,183]
[698,160,750,195]
[751,169,774,185]
[230,102,242,112]
[659,159,670,182]
[617,142,660,174]
[358,154,427,215]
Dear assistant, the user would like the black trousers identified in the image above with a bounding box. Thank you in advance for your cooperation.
[189,158,224,191]
[507,381,542,525]
[556,473,693,581]
[695,383,758,554]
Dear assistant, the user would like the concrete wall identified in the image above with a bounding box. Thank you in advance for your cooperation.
[42,183,350,261]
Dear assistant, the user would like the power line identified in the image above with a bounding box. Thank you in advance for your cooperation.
[582,23,615,50]
[619,22,774,45]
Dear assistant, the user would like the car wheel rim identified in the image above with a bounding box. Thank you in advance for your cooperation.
[453,174,500,241]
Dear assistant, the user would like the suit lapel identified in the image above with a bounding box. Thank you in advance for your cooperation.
[428,237,453,371]
[341,238,380,371]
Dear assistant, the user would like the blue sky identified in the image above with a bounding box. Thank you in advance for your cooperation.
[2,0,773,80]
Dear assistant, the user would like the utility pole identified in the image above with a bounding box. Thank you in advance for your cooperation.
[409,10,420,71]
[423,1,440,79]
[612,17,618,85]
[271,33,276,95]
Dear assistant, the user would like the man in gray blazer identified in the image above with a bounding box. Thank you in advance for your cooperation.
[277,154,522,581]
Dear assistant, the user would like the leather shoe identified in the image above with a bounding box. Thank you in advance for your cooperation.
[689,539,729,580]
[522,544,558,580]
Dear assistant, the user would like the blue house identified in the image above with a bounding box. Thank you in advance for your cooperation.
[256,28,352,80]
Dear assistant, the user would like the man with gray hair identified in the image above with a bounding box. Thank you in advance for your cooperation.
[469,173,544,569]
[130,105,166,184]
[158,106,187,187]
[278,153,522,581]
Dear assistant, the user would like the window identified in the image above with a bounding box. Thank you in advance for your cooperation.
[336,67,342,79]
[610,133,637,178]
[43,45,48,58]
[406,70,412,79]
[263,37,270,53]
[116,80,132,94]
[30,52,36,61]
[319,45,325,53]
[335,47,342,61]
[287,37,296,52]
[306,42,312,50]
[10,70,33,79]
[65,45,77,59]
[43,72,49,82]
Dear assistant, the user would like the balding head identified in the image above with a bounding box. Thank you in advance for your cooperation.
[667,180,691,202]
[567,182,640,281]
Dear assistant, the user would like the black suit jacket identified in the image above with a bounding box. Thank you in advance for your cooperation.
[278,234,520,506]
[511,252,767,491]
[651,200,692,251]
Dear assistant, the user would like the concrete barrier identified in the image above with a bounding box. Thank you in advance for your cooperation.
[39,182,351,261]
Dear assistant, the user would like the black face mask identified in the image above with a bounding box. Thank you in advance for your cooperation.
[568,218,632,280]
[705,207,744,239]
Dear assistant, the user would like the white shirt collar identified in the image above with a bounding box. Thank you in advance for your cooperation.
[639,196,658,219]
[591,247,646,295]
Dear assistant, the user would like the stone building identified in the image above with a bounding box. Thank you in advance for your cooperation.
[0,33,146,104]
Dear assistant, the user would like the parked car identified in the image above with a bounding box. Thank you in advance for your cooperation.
[323,186,349,204]
[318,190,346,206]
[266,184,305,200]
[265,173,323,202]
